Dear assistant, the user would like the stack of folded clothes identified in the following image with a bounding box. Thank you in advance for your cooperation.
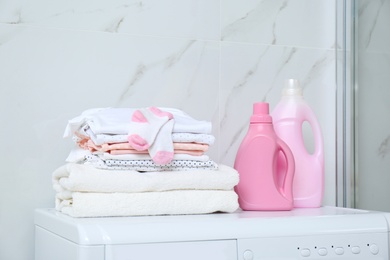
[53,107,239,217]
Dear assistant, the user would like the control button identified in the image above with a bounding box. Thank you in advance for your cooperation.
[318,247,328,256]
[243,250,254,260]
[335,247,344,255]
[370,244,379,255]
[301,248,311,257]
[351,246,361,254]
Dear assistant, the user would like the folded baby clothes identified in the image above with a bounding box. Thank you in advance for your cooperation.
[64,107,212,138]
[53,163,239,194]
[98,152,211,161]
[84,154,218,171]
[78,132,215,146]
[109,149,205,156]
[87,140,209,154]
[67,134,214,163]
[64,107,215,166]
[66,144,212,164]
[56,190,239,217]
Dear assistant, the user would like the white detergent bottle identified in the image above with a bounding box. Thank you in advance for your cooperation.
[271,79,324,208]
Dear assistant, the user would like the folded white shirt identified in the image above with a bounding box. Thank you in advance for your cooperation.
[64,107,212,138]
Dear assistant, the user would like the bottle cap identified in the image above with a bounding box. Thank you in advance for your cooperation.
[282,79,303,96]
[250,102,272,123]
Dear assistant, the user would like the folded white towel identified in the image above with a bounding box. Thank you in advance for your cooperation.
[53,163,239,194]
[56,190,239,217]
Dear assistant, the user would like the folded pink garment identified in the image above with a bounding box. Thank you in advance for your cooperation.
[109,149,205,156]
[86,140,209,153]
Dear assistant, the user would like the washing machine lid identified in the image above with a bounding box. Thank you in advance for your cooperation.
[34,207,390,246]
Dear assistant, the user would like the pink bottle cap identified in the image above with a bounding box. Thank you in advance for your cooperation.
[250,102,272,123]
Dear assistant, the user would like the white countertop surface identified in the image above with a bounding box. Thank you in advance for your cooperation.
[34,206,390,245]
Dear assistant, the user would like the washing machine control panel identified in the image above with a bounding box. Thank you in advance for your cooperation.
[238,232,389,259]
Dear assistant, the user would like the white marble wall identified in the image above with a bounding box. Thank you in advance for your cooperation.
[355,0,390,211]
[0,0,337,259]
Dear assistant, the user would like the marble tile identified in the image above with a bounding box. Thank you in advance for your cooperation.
[0,0,220,40]
[357,52,390,158]
[357,0,390,53]
[0,24,219,110]
[221,0,336,49]
[355,0,390,211]
[0,0,22,23]
[356,51,390,211]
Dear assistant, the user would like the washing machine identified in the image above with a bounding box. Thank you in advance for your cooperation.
[35,206,390,260]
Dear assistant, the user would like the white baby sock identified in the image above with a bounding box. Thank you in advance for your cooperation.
[149,119,175,165]
[128,107,173,151]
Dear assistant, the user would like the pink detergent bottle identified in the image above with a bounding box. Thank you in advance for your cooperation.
[271,79,324,208]
[234,102,295,211]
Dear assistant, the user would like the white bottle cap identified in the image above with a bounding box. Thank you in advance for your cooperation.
[282,79,303,96]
